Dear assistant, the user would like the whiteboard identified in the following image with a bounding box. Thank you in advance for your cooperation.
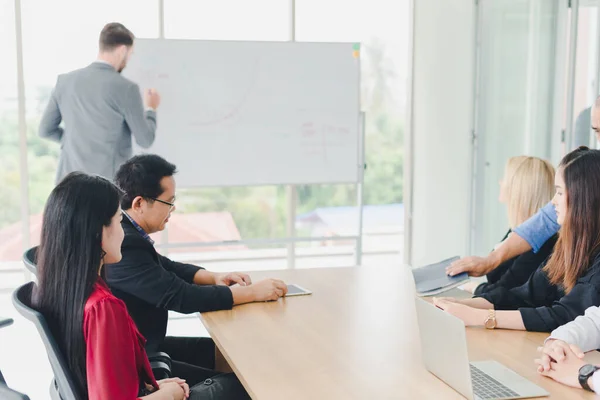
[123,39,361,187]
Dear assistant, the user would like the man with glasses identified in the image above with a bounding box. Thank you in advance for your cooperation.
[106,154,287,394]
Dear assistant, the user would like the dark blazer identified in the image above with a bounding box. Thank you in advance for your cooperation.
[477,252,600,332]
[475,231,558,296]
[104,218,234,353]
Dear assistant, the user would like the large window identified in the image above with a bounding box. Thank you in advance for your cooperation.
[471,0,562,256]
[1,0,408,269]
[295,0,407,204]
[567,4,599,150]
[21,1,158,90]
[155,1,407,268]
[0,0,20,263]
[9,1,159,258]
[165,0,290,40]
[160,0,291,268]
[295,0,408,262]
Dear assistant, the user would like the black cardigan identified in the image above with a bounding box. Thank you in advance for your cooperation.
[476,252,600,332]
[474,232,558,296]
[104,218,234,353]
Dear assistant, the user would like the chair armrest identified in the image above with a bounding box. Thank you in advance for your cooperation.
[148,352,171,367]
[148,352,172,380]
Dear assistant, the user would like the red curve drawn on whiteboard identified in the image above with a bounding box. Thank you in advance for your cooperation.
[190,57,261,127]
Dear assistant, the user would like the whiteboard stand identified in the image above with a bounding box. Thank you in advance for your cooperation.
[355,112,366,266]
[286,185,297,269]
[287,2,297,269]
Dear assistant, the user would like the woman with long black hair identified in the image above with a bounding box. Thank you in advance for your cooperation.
[33,172,244,399]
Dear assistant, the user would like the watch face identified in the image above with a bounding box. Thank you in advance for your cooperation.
[484,318,496,329]
[580,364,597,376]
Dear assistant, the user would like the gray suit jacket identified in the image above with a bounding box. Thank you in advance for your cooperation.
[39,62,156,182]
[573,106,592,149]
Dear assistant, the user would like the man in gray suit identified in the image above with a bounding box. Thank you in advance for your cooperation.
[39,22,160,182]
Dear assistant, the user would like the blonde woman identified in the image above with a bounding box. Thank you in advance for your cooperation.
[464,156,556,295]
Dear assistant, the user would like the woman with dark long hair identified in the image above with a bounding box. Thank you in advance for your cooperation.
[433,147,600,332]
[34,172,188,399]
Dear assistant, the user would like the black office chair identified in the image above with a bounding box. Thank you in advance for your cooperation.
[12,282,82,400]
[0,384,30,400]
[21,247,172,378]
[0,316,14,385]
[0,318,30,399]
[149,352,172,379]
[22,247,38,276]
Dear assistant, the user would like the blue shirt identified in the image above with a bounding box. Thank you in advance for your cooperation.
[513,202,560,253]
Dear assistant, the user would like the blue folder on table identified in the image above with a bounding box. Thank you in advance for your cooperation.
[412,256,469,296]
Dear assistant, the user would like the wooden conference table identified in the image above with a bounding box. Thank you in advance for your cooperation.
[200,267,598,399]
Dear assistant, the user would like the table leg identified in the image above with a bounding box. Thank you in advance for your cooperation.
[215,346,233,373]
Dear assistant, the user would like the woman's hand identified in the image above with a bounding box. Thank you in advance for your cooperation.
[432,297,486,326]
[446,256,494,277]
[157,378,188,399]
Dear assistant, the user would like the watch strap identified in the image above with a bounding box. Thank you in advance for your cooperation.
[579,364,600,392]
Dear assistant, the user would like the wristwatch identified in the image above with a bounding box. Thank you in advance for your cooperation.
[579,364,600,392]
[484,309,497,329]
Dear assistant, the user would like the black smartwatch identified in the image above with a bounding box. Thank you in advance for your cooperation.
[578,364,600,392]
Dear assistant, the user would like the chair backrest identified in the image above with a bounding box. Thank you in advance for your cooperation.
[0,383,31,400]
[22,247,38,276]
[0,316,15,385]
[12,283,82,400]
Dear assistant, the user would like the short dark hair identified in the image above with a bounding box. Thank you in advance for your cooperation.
[115,154,177,209]
[99,22,134,52]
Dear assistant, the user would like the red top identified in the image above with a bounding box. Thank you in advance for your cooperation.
[84,278,158,399]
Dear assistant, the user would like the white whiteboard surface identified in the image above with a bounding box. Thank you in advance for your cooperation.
[123,39,361,187]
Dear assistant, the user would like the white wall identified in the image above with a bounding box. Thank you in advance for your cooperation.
[406,0,476,266]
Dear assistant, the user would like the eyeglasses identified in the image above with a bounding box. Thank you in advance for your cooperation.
[149,197,175,210]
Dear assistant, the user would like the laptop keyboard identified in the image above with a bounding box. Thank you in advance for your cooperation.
[470,364,520,399]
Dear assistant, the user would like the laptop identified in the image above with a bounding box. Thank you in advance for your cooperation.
[415,297,549,400]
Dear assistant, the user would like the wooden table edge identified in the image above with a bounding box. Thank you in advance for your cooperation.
[199,312,258,400]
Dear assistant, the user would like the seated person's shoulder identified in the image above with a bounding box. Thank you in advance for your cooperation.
[85,284,128,316]
[83,294,136,340]
[589,252,600,271]
[120,221,152,248]
[576,253,600,283]
[105,226,158,279]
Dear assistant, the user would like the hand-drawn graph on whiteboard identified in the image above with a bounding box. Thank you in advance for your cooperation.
[123,39,361,187]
